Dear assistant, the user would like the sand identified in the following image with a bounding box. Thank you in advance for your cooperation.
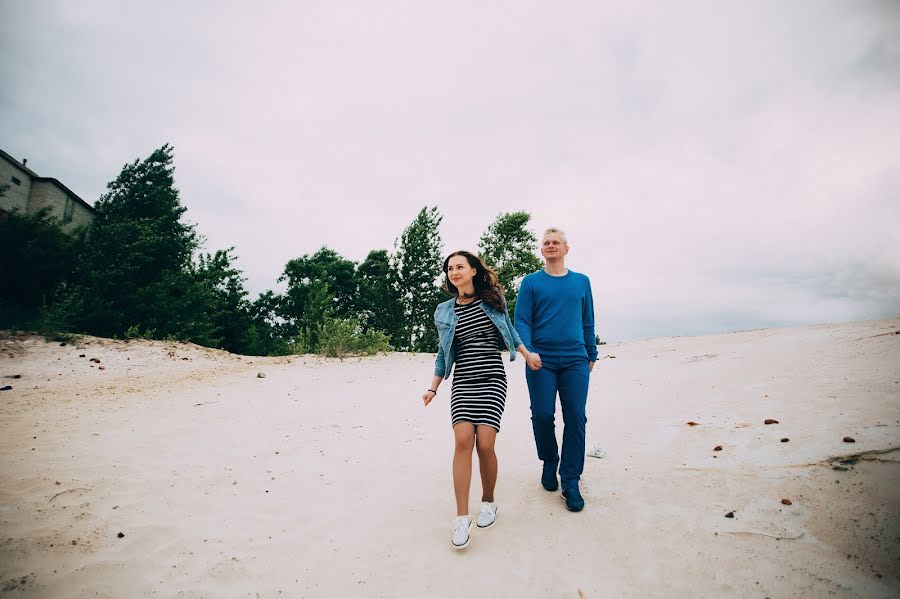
[1,318,898,598]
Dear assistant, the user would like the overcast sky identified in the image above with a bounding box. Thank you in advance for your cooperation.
[3,0,899,341]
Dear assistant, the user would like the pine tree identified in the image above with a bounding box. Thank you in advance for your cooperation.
[394,207,445,352]
[478,211,543,318]
[356,249,403,345]
[69,144,199,337]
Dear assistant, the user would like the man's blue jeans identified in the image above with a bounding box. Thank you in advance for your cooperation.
[525,354,590,488]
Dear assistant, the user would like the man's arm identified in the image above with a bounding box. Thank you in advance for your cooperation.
[514,277,535,352]
[582,276,598,363]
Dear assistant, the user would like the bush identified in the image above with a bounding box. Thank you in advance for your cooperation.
[125,324,157,340]
[316,317,392,358]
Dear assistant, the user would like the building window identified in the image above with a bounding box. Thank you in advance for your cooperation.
[11,176,21,186]
[63,197,74,223]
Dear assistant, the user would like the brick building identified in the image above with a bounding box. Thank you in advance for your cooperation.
[0,147,95,233]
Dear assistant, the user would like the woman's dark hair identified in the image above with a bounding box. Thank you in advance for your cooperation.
[442,250,505,312]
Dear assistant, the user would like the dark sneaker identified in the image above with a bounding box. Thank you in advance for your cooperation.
[562,485,584,512]
[541,461,559,492]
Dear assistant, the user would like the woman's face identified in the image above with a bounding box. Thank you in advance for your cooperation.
[446,255,477,290]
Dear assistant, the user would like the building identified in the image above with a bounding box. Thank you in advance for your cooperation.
[0,147,95,233]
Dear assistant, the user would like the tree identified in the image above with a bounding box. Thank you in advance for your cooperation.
[355,249,403,344]
[0,207,83,329]
[478,211,543,318]
[394,206,445,352]
[279,246,358,351]
[188,247,259,353]
[247,290,292,355]
[65,144,200,338]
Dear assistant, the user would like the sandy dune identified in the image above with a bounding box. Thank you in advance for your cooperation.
[1,318,898,598]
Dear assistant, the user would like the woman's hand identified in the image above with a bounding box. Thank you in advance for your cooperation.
[422,389,437,406]
[526,352,542,371]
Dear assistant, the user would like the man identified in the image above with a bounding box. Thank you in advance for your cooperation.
[515,227,597,512]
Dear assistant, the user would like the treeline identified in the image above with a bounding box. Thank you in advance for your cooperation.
[1,145,543,356]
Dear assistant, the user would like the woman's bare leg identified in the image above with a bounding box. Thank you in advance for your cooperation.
[452,423,476,516]
[475,424,498,502]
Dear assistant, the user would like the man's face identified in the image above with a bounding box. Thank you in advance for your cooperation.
[541,233,569,261]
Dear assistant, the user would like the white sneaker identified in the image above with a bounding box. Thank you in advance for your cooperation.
[451,516,473,549]
[476,502,498,528]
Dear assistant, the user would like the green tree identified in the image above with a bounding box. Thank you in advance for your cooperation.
[0,207,84,329]
[394,206,444,352]
[187,247,260,353]
[355,249,403,344]
[478,211,543,319]
[279,247,358,351]
[67,144,199,338]
[247,290,292,355]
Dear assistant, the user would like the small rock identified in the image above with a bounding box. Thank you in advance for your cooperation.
[71,540,77,545]
[0,385,12,391]
[843,436,856,443]
[764,419,779,425]
[89,358,100,363]
[257,372,266,379]
[713,445,723,451]
[780,438,789,442]
[59,342,67,346]
[832,465,848,471]
[686,421,700,426]
[3,374,22,379]
[98,365,106,370]
[79,354,85,358]
[781,499,792,505]
[117,532,125,538]
[725,511,735,518]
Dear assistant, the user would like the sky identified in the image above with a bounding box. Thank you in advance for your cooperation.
[3,0,899,342]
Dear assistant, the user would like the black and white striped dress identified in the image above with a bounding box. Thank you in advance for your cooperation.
[450,298,507,432]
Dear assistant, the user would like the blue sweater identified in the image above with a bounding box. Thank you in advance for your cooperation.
[515,269,598,361]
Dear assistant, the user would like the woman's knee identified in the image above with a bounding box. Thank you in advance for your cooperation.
[453,430,475,453]
[476,438,496,457]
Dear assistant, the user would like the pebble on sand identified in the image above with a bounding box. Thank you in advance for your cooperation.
[714,445,723,451]
[843,436,856,443]
[781,438,789,442]
[764,419,779,425]
[725,511,735,518]
[781,499,792,505]
[686,421,700,426]
[117,532,125,538]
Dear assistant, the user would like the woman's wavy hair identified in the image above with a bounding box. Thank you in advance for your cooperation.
[442,250,505,312]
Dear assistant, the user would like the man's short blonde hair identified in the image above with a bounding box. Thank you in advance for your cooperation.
[543,227,568,244]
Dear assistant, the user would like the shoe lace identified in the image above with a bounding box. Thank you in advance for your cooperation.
[454,518,470,540]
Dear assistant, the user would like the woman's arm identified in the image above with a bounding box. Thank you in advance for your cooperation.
[422,375,444,406]
[517,343,542,371]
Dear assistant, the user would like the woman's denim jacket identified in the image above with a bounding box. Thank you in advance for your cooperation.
[433,296,523,378]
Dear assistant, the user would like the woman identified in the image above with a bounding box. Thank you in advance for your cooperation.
[422,250,534,549]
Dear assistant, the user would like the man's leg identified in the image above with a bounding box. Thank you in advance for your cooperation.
[558,356,590,489]
[525,358,560,489]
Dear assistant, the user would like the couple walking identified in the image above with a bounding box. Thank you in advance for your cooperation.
[421,227,598,549]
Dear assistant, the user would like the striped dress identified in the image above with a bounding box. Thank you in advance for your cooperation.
[450,298,507,432]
